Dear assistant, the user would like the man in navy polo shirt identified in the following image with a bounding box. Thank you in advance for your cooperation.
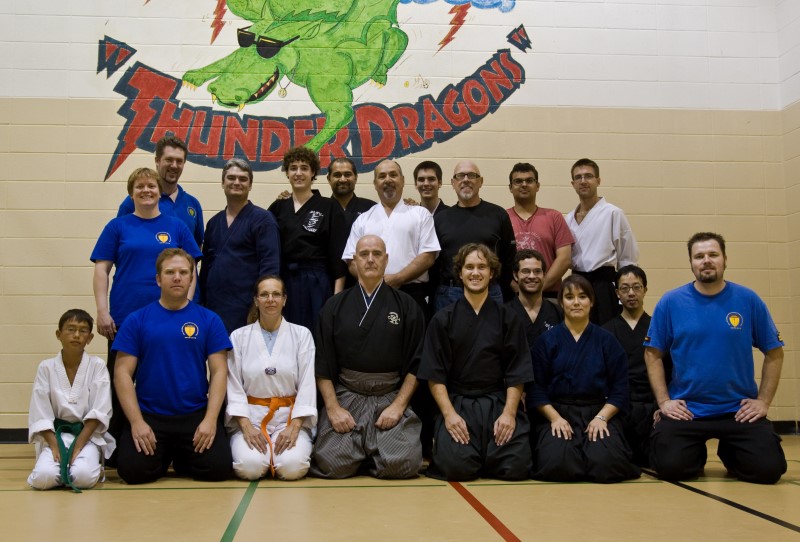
[113,248,232,484]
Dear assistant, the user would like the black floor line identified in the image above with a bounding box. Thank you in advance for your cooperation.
[642,469,800,534]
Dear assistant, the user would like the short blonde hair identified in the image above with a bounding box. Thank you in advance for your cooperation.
[126,167,159,196]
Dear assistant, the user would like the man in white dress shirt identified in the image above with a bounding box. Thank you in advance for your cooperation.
[342,159,440,317]
[566,158,638,325]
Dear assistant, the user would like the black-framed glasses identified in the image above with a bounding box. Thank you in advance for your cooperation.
[617,284,644,294]
[454,172,480,181]
[573,173,596,182]
[238,27,300,59]
[512,178,537,186]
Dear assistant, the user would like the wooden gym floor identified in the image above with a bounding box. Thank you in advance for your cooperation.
[1,437,798,541]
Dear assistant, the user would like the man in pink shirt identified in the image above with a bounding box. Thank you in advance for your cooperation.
[506,162,574,297]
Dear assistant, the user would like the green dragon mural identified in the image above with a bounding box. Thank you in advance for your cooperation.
[182,0,408,150]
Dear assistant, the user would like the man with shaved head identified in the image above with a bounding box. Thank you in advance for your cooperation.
[433,160,516,311]
[311,235,426,479]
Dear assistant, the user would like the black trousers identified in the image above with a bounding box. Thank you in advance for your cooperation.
[531,402,640,483]
[427,392,531,482]
[621,399,657,468]
[650,415,786,484]
[117,409,232,485]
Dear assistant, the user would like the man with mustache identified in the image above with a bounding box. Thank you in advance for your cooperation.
[342,160,440,316]
[644,232,786,484]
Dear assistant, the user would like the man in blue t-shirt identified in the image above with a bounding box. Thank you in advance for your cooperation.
[113,248,232,484]
[117,135,204,248]
[644,232,786,484]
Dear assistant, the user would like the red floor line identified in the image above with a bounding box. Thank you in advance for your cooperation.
[449,481,521,542]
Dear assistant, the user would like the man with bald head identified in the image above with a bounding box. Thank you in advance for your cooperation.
[311,235,426,479]
[342,159,440,315]
[433,160,516,311]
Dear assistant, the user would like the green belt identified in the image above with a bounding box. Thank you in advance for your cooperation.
[53,418,85,493]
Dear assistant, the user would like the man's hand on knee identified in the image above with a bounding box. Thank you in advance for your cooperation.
[375,403,404,430]
[327,405,356,433]
[735,398,769,423]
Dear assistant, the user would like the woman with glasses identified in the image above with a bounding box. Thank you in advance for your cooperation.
[526,274,640,483]
[225,275,316,480]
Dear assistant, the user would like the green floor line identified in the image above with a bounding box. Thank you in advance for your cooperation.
[220,480,258,542]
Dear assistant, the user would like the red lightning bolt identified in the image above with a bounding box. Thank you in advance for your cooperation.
[210,0,227,44]
[438,4,470,52]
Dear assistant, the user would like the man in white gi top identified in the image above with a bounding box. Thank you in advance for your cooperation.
[342,159,440,316]
[566,158,638,324]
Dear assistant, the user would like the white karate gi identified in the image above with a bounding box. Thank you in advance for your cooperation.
[27,353,115,490]
[342,201,440,283]
[566,197,638,272]
[226,320,316,480]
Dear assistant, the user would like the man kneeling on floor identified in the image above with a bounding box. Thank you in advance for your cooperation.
[113,248,233,484]
[310,235,426,479]
[419,243,533,481]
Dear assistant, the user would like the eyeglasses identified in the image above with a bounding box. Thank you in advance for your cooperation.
[512,178,537,186]
[517,268,544,277]
[572,173,596,182]
[257,292,285,300]
[237,27,299,59]
[617,284,644,294]
[454,172,480,181]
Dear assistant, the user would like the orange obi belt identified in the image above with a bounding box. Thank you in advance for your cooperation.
[247,395,296,477]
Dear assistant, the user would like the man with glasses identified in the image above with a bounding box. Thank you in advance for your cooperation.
[507,162,574,298]
[507,249,563,348]
[603,265,666,467]
[433,160,516,311]
[566,158,638,324]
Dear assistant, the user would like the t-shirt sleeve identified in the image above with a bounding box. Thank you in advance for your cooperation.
[751,294,784,353]
[552,211,575,248]
[111,313,142,357]
[90,220,120,263]
[177,220,202,260]
[205,312,233,353]
[643,298,670,353]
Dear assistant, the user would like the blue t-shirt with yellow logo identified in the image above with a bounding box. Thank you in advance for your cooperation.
[645,282,783,418]
[112,301,232,416]
[91,213,201,325]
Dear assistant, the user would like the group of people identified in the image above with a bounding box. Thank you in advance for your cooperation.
[26,136,787,491]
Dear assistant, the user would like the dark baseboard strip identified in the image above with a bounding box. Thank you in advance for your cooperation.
[0,429,27,443]
[773,421,798,435]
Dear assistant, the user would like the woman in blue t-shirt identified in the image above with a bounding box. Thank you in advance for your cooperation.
[90,167,201,446]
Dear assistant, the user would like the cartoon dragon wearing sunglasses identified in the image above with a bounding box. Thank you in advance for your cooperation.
[182,0,408,151]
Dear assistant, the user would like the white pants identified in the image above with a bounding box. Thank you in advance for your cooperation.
[230,424,312,481]
[28,433,102,490]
